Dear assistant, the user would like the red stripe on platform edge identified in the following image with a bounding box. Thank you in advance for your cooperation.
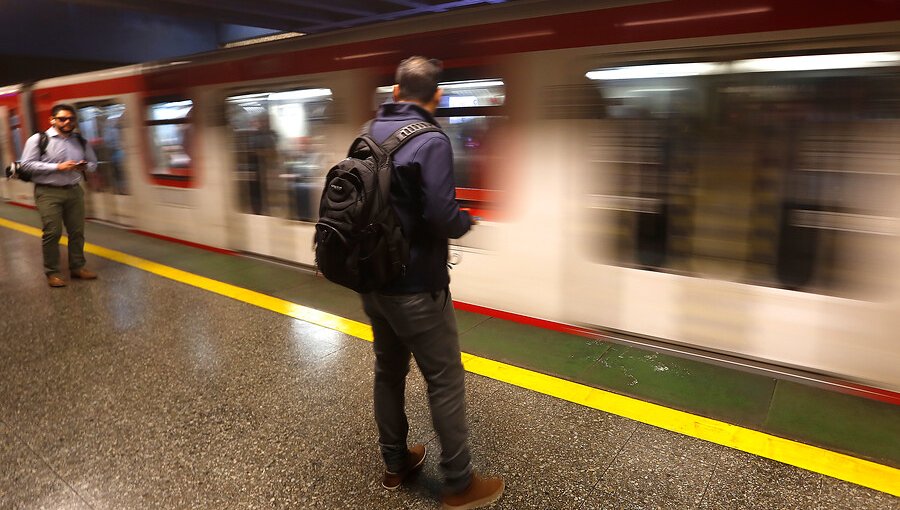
[7,201,36,210]
[452,300,599,339]
[835,381,900,406]
[128,229,240,256]
[452,300,900,406]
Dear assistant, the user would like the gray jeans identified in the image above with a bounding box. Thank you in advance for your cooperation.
[362,288,473,492]
[34,184,86,275]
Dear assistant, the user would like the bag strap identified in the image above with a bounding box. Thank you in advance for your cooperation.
[38,132,49,157]
[75,133,87,152]
[380,121,442,154]
[364,121,441,227]
[348,121,441,163]
[34,132,85,157]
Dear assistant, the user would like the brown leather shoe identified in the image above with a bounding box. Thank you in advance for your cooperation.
[47,274,66,287]
[382,444,426,490]
[70,268,97,280]
[442,473,504,510]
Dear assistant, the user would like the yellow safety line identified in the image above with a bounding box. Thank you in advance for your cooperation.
[88,243,377,342]
[2,215,898,497]
[462,354,900,497]
[0,218,374,340]
[0,217,42,237]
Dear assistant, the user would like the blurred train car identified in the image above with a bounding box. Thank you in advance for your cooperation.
[2,0,899,390]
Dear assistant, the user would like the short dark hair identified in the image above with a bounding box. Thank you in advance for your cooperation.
[51,104,76,118]
[395,56,442,103]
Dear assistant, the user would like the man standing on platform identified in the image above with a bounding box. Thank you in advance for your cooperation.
[361,56,504,510]
[21,104,98,287]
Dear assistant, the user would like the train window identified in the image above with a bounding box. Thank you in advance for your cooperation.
[373,79,505,110]
[146,99,193,184]
[436,80,506,220]
[76,102,128,195]
[586,51,900,297]
[439,79,505,108]
[225,88,333,220]
[437,115,504,190]
[373,79,507,220]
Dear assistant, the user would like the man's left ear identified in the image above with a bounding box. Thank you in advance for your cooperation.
[431,88,443,109]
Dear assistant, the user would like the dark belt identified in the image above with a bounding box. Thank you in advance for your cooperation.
[36,182,80,189]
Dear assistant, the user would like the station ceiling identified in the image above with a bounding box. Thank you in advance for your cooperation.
[68,0,512,34]
[0,0,516,86]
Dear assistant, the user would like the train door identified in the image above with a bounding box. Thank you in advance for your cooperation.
[0,96,29,203]
[75,100,133,225]
[223,86,335,263]
[567,51,900,384]
[435,79,507,225]
[563,60,710,337]
[140,93,233,246]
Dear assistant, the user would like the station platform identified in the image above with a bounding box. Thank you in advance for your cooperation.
[1,200,898,509]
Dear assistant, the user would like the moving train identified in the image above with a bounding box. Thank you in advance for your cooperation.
[2,0,899,391]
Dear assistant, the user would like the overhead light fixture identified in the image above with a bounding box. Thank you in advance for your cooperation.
[587,52,900,81]
[267,89,333,101]
[440,79,504,90]
[376,80,503,93]
[229,92,269,103]
[628,87,688,93]
[586,62,727,80]
[230,89,332,102]
[732,52,900,73]
[159,100,193,108]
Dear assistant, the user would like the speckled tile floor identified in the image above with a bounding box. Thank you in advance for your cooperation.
[0,211,897,509]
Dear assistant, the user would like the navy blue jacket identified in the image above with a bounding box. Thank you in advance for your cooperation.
[369,101,472,294]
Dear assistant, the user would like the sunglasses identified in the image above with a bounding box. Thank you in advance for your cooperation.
[54,116,76,123]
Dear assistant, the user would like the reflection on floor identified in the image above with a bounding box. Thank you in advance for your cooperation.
[0,202,897,509]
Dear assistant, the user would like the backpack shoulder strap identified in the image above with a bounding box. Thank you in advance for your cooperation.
[37,132,49,157]
[380,122,443,155]
[371,122,442,208]
[34,132,86,157]
[75,133,87,152]
[346,133,388,161]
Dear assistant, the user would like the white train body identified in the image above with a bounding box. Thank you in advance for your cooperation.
[2,0,899,390]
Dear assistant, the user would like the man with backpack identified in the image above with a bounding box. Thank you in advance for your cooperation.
[358,56,504,509]
[20,104,98,287]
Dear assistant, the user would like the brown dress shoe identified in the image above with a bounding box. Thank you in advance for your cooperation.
[442,473,504,510]
[70,268,97,280]
[382,444,426,490]
[47,274,66,287]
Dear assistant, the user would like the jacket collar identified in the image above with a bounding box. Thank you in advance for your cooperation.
[378,101,439,126]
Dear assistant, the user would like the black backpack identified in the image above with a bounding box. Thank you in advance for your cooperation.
[315,121,440,293]
[4,132,87,182]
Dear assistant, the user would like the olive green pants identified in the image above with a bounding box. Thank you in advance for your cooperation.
[34,184,86,275]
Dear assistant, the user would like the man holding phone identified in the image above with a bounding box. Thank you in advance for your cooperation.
[21,104,98,287]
